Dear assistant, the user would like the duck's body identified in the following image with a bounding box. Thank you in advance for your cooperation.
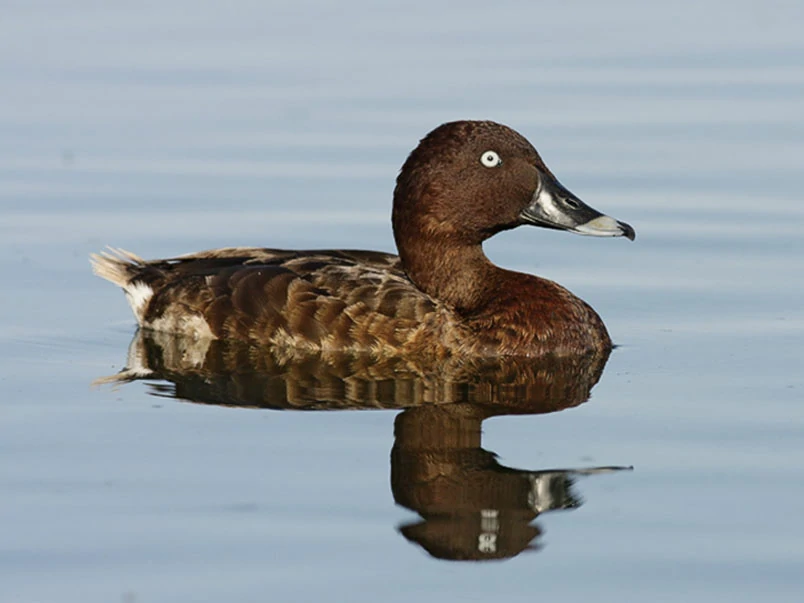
[92,121,634,358]
[92,245,609,358]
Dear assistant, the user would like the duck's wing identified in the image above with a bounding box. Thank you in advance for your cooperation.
[91,247,439,351]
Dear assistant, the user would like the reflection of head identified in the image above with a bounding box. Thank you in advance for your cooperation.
[391,403,601,562]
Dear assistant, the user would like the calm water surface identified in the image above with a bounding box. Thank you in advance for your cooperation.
[2,2,804,602]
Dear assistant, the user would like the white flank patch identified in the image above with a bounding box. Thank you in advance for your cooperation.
[124,281,153,322]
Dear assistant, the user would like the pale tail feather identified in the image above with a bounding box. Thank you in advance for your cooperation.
[91,247,153,323]
[89,247,146,288]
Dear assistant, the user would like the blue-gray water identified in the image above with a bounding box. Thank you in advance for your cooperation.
[2,2,803,601]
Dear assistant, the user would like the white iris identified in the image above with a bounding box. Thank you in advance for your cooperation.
[480,150,501,168]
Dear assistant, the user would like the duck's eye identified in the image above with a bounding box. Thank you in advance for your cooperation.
[480,150,502,168]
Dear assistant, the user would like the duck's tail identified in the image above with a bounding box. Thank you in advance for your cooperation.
[90,247,146,287]
[90,247,152,323]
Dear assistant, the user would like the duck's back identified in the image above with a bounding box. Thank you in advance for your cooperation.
[92,247,440,353]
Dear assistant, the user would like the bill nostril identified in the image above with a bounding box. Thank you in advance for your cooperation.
[564,197,581,210]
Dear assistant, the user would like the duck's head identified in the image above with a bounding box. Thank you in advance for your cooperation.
[392,120,635,248]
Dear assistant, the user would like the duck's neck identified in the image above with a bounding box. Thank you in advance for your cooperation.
[397,235,500,314]
[395,224,613,355]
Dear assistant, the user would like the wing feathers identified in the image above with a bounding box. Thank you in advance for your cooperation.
[95,248,441,353]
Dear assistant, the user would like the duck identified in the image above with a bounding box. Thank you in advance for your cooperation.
[91,120,634,358]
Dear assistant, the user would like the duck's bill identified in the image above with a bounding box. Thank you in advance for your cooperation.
[519,173,635,241]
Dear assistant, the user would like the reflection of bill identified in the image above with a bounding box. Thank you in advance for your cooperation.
[392,403,631,561]
[96,329,632,562]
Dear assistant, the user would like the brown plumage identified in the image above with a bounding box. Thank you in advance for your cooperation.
[91,120,635,358]
[96,328,612,411]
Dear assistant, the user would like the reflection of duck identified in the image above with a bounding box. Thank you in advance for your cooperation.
[92,120,634,358]
[97,330,631,562]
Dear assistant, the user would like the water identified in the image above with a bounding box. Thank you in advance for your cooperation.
[2,1,804,601]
